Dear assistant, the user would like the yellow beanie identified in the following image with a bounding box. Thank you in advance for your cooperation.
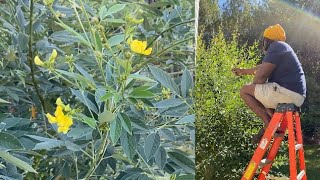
[263,24,286,41]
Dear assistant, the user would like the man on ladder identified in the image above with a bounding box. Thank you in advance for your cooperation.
[232,24,306,144]
[232,24,307,179]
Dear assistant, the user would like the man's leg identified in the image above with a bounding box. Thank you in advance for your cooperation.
[266,108,275,118]
[240,84,272,126]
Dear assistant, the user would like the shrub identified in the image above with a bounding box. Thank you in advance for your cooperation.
[195,30,287,179]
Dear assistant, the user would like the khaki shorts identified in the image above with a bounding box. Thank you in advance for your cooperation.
[254,82,305,109]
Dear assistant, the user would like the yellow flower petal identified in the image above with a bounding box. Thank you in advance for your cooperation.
[34,56,44,66]
[57,126,69,134]
[46,113,57,124]
[56,97,64,106]
[143,48,152,55]
[64,104,71,112]
[54,105,64,117]
[49,49,57,63]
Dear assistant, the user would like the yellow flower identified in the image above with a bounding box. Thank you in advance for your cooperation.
[49,49,57,64]
[46,113,57,123]
[34,56,44,66]
[46,98,74,134]
[130,40,152,55]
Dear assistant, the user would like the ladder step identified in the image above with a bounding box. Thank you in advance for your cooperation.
[274,132,284,138]
[297,170,306,180]
[260,158,272,167]
[295,144,303,150]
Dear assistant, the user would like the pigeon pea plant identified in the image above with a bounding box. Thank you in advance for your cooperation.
[0,0,195,179]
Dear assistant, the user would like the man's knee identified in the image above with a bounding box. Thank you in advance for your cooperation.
[240,84,255,97]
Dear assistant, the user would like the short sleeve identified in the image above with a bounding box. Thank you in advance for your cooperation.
[263,42,286,66]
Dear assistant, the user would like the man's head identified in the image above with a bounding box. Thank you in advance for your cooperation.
[262,24,286,52]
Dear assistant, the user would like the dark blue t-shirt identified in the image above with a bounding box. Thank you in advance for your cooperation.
[263,41,306,96]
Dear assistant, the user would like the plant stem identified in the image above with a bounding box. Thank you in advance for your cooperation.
[83,132,108,179]
[28,0,47,132]
[146,19,195,49]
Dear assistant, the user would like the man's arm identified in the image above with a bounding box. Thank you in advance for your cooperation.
[232,65,261,76]
[253,62,276,84]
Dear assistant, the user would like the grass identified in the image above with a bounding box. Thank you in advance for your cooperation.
[270,144,320,180]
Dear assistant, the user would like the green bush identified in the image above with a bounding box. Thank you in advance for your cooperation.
[195,30,288,179]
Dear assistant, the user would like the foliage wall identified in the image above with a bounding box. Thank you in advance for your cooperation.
[196,31,255,179]
[198,0,320,139]
[0,0,195,179]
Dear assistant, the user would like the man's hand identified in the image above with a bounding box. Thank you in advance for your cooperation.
[232,68,245,76]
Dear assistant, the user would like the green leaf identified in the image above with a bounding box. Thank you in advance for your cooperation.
[0,98,10,104]
[167,151,195,173]
[99,4,126,20]
[74,64,96,86]
[110,118,122,145]
[71,89,98,114]
[120,130,136,160]
[137,3,163,16]
[32,141,64,151]
[55,22,91,47]
[16,6,25,31]
[56,70,93,86]
[102,18,126,24]
[106,4,126,17]
[181,68,193,98]
[18,33,28,51]
[144,133,160,161]
[0,117,29,130]
[108,34,125,47]
[148,65,179,95]
[119,113,132,135]
[100,92,114,101]
[129,88,155,99]
[175,114,195,124]
[67,127,93,139]
[153,98,183,108]
[27,135,64,150]
[65,141,81,151]
[82,117,97,128]
[98,110,116,124]
[128,74,156,82]
[176,174,195,180]
[0,132,24,150]
[131,118,148,130]
[95,30,103,51]
[154,146,167,169]
[0,162,5,169]
[0,151,37,173]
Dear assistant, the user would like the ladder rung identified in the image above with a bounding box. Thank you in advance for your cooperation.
[260,158,272,167]
[295,144,303,150]
[297,170,306,180]
[274,132,284,138]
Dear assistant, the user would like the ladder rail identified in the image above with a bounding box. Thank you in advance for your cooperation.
[287,111,298,180]
[295,112,307,180]
[258,117,288,180]
[241,112,284,180]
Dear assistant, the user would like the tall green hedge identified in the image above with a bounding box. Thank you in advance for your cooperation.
[195,30,286,179]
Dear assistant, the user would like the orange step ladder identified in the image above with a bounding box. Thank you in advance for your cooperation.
[241,103,307,180]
